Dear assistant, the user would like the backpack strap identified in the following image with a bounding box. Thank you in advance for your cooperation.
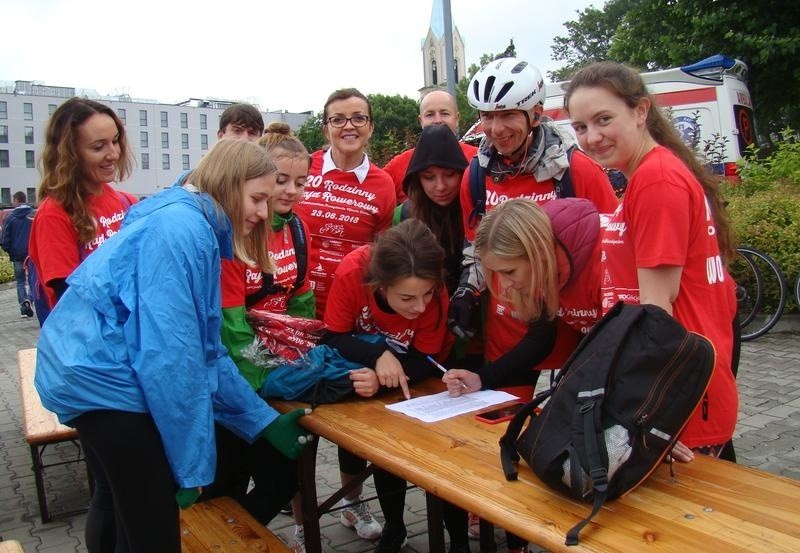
[466,156,485,230]
[499,390,553,480]
[245,215,307,308]
[553,145,576,199]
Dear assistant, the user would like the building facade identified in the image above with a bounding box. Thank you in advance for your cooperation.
[0,80,313,202]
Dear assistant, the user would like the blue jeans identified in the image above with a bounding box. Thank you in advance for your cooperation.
[13,260,30,308]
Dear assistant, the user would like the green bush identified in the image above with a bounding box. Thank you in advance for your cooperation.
[726,130,800,311]
[0,256,13,285]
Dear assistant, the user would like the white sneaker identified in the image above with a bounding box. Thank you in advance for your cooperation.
[340,498,383,540]
[291,524,305,553]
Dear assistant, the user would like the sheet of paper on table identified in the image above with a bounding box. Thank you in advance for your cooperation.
[386,390,518,422]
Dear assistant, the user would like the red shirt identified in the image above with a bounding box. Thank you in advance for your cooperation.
[600,146,738,448]
[324,245,449,356]
[29,183,137,307]
[220,216,312,314]
[295,150,395,318]
[467,150,617,367]
[384,142,478,204]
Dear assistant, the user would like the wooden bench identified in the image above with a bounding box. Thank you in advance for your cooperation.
[181,497,291,552]
[18,348,91,523]
[0,540,26,553]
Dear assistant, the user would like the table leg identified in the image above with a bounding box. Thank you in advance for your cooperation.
[30,443,50,523]
[299,436,322,553]
[479,518,497,552]
[425,492,446,553]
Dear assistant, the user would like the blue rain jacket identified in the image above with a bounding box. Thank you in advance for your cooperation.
[35,185,278,488]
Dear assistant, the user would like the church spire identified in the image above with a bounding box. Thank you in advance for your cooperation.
[429,0,445,38]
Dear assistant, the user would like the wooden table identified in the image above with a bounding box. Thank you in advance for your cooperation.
[273,379,800,553]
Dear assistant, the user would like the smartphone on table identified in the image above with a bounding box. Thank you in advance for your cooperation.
[474,402,525,424]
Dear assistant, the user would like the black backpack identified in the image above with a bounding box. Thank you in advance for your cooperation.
[245,215,308,308]
[466,146,576,230]
[499,302,715,546]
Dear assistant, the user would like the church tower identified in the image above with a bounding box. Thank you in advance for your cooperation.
[420,0,466,94]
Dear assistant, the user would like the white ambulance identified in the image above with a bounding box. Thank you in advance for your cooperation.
[463,55,756,178]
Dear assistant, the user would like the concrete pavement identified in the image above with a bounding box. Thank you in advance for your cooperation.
[0,281,798,552]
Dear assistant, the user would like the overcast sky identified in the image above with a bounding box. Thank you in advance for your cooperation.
[2,0,601,113]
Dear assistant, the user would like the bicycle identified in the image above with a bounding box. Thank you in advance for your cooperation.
[730,246,788,341]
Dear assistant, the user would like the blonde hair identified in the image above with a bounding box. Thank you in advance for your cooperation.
[39,97,134,244]
[475,199,559,321]
[258,122,311,164]
[190,139,275,271]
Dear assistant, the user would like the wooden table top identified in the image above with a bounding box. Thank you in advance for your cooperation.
[272,379,800,552]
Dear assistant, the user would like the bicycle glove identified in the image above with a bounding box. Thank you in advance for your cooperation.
[261,407,313,460]
[175,487,201,510]
[448,285,480,339]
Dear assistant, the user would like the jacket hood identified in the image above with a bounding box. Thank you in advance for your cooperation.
[402,125,468,194]
[542,198,599,286]
[123,184,233,260]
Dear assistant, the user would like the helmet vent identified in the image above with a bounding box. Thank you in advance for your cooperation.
[494,82,514,103]
[511,61,528,74]
[483,76,496,103]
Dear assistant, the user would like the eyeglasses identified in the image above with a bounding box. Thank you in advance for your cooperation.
[324,115,371,128]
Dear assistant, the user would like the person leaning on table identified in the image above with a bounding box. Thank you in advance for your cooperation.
[34,140,312,553]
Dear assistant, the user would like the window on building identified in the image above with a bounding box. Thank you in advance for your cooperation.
[48,104,57,116]
[141,152,150,170]
[27,187,36,202]
[25,150,35,168]
[24,103,33,120]
[181,133,189,149]
[1,188,9,204]
[25,127,34,145]
[162,153,170,170]
[161,132,169,148]
[201,134,208,150]
[140,131,148,148]
[118,108,127,124]
[182,154,190,170]
[200,113,207,130]
[180,112,188,129]
[0,101,7,119]
[140,110,148,126]
[0,125,7,144]
[0,150,8,168]
[160,111,168,128]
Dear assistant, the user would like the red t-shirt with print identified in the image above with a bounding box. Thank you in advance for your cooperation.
[600,146,738,449]
[295,150,395,318]
[324,245,449,356]
[29,182,137,307]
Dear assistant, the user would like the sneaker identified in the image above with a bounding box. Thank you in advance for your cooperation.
[290,524,305,553]
[22,300,33,318]
[280,502,293,515]
[467,512,480,540]
[374,524,407,553]
[340,498,383,540]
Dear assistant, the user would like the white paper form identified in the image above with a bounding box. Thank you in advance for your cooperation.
[386,390,518,423]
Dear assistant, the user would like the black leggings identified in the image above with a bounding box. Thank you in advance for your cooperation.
[73,410,180,553]
[339,447,407,531]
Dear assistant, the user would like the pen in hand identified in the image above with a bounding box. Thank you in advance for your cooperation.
[426,355,469,390]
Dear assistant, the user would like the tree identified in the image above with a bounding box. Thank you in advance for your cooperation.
[295,113,325,153]
[549,0,800,133]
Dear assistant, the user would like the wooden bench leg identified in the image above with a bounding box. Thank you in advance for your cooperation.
[479,518,497,553]
[30,443,51,523]
[298,435,322,553]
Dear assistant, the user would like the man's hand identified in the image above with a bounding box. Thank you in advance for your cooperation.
[262,408,314,459]
[448,285,480,339]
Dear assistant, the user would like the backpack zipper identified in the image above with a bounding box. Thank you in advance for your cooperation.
[633,335,696,426]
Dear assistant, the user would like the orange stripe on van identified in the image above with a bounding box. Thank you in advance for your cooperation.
[653,87,717,107]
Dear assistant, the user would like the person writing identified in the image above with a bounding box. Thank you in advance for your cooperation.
[34,140,311,553]
[564,61,738,463]
[321,218,449,553]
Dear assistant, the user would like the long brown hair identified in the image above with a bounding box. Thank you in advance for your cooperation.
[564,61,736,263]
[190,139,275,271]
[367,219,445,289]
[39,97,133,244]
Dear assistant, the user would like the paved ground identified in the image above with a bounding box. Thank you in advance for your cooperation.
[0,281,798,552]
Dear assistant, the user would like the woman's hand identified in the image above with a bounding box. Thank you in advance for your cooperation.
[375,350,411,399]
[668,440,695,463]
[443,369,481,397]
[349,368,380,397]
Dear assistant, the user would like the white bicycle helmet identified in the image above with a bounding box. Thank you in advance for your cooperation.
[468,57,546,112]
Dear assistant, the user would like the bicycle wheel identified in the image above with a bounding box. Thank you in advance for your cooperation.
[795,273,800,313]
[729,248,763,329]
[734,246,788,341]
